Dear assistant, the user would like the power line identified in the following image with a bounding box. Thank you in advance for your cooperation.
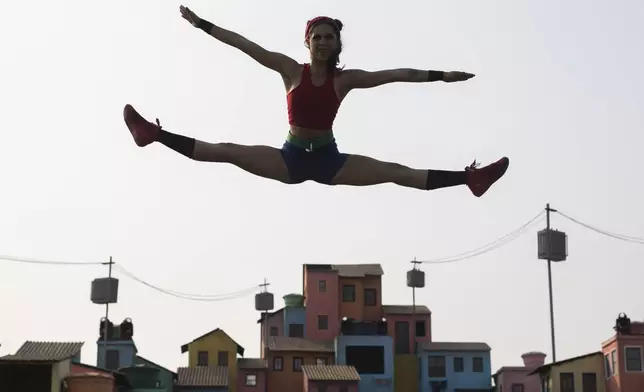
[418,211,545,264]
[556,210,644,244]
[0,254,103,265]
[0,253,260,302]
[114,264,260,301]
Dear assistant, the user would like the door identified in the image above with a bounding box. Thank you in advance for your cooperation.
[394,321,410,354]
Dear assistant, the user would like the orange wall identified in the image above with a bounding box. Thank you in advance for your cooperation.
[306,381,359,392]
[267,352,335,392]
[339,276,382,322]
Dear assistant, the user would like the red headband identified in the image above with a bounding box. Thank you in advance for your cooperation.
[305,16,338,39]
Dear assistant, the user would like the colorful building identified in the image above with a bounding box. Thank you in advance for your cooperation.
[265,336,336,392]
[602,313,644,392]
[335,320,393,392]
[180,327,246,392]
[254,263,491,392]
[529,351,604,392]
[492,351,546,392]
[419,341,492,392]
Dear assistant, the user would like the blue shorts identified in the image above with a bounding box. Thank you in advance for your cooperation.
[280,139,349,185]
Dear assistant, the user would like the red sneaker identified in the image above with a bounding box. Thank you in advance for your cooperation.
[123,104,161,147]
[465,157,510,197]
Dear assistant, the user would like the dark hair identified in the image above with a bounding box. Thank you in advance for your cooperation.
[305,17,344,71]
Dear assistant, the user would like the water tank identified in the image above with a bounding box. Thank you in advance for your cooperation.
[537,229,568,262]
[64,372,114,392]
[120,318,134,340]
[406,269,425,288]
[255,292,274,312]
[91,277,119,304]
[283,293,304,307]
[521,351,546,367]
[99,318,114,340]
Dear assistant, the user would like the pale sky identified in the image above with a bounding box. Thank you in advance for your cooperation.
[1,0,643,373]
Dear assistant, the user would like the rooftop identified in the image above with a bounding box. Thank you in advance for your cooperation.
[177,366,228,387]
[382,305,431,315]
[267,336,334,353]
[422,342,491,352]
[0,341,84,362]
[302,364,361,381]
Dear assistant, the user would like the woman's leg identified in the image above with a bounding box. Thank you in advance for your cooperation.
[123,105,291,184]
[331,154,509,197]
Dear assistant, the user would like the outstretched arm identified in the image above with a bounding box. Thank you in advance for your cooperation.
[339,68,474,91]
[180,6,300,80]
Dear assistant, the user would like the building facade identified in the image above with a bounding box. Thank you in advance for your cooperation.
[420,341,492,392]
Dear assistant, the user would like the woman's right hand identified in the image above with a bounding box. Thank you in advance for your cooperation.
[180,5,201,27]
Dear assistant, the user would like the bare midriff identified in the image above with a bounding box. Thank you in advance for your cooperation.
[288,125,333,140]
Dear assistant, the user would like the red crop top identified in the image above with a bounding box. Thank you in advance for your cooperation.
[287,64,340,130]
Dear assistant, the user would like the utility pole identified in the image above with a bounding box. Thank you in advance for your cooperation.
[101,256,115,366]
[410,257,421,355]
[259,278,271,358]
[545,204,557,362]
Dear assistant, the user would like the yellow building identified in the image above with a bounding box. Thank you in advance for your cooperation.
[529,351,605,392]
[181,328,245,392]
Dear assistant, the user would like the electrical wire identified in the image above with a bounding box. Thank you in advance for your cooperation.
[0,253,261,302]
[114,264,260,301]
[0,254,104,265]
[419,211,545,264]
[556,210,644,245]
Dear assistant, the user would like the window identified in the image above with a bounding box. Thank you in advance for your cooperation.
[273,356,283,371]
[293,356,303,372]
[364,288,377,306]
[342,284,356,302]
[428,356,446,378]
[472,357,484,372]
[453,357,464,372]
[415,320,426,337]
[346,345,385,374]
[270,326,279,336]
[318,315,329,330]
[604,353,611,377]
[625,347,643,372]
[582,373,597,392]
[245,373,257,387]
[105,349,120,370]
[289,323,304,337]
[197,351,208,366]
[560,373,574,392]
[316,357,328,365]
[511,384,524,392]
[319,280,326,292]
[218,351,229,366]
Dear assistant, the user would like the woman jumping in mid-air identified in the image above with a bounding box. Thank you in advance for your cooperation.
[124,6,509,196]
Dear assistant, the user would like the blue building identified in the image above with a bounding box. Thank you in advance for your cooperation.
[419,342,492,392]
[334,318,394,392]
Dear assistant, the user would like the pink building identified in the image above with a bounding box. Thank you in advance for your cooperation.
[602,313,644,392]
[302,364,360,392]
[382,305,432,355]
[303,265,343,341]
[493,351,546,392]
[258,308,285,358]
